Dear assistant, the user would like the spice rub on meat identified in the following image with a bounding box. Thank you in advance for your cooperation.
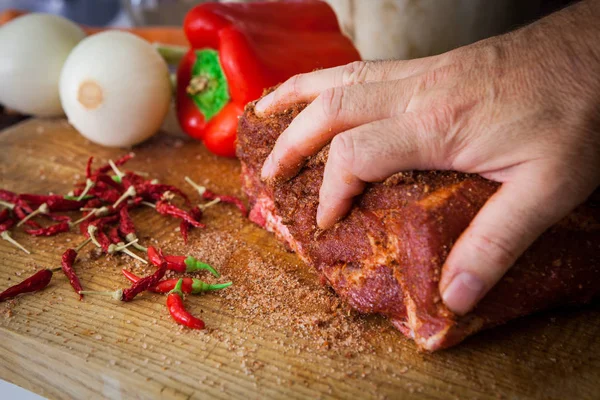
[236,102,600,352]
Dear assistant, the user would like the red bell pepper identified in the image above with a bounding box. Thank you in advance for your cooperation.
[176,0,361,157]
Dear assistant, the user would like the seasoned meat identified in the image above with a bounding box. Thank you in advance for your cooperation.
[236,102,600,351]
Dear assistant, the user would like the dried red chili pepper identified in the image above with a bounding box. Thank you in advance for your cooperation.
[118,207,147,252]
[92,153,134,177]
[203,191,247,216]
[44,213,72,223]
[61,248,84,300]
[0,189,18,203]
[25,221,70,236]
[0,218,30,254]
[93,174,124,191]
[180,206,202,244]
[144,183,190,204]
[79,213,120,236]
[121,172,147,189]
[13,206,42,228]
[80,262,167,301]
[84,198,103,209]
[108,226,122,244]
[85,156,94,178]
[17,203,49,227]
[0,209,9,223]
[185,176,247,216]
[18,194,84,212]
[167,279,205,330]
[155,201,205,228]
[0,267,57,302]
[90,187,121,204]
[87,225,111,252]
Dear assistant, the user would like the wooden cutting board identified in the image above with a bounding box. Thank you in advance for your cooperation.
[0,119,599,400]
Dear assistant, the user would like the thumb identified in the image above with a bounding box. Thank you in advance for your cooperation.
[439,171,569,315]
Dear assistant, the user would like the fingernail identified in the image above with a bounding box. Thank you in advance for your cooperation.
[316,204,323,222]
[441,272,486,316]
[316,204,335,230]
[255,92,274,114]
[261,155,275,180]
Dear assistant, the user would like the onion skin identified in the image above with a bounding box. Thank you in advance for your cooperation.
[59,31,172,148]
[0,14,85,116]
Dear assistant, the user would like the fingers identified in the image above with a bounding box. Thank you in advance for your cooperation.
[439,172,568,315]
[261,79,417,181]
[255,57,438,115]
[317,113,443,229]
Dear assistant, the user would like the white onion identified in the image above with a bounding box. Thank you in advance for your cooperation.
[59,31,172,148]
[0,13,85,116]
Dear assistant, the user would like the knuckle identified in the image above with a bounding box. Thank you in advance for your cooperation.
[279,74,303,99]
[319,86,346,120]
[340,61,370,86]
[330,133,356,170]
[416,64,455,92]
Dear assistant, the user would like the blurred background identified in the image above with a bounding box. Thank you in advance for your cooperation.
[0,0,573,60]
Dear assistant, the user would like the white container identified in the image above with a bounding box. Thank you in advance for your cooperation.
[325,0,540,60]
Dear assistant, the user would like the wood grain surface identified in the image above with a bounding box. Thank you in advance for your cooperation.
[1,119,599,400]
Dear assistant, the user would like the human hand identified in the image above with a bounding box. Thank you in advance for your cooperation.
[255,1,600,315]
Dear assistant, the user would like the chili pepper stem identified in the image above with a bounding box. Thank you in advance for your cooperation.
[0,200,15,210]
[154,43,188,66]
[77,179,95,201]
[72,206,110,228]
[50,267,62,273]
[198,198,220,211]
[108,160,125,182]
[184,176,206,196]
[74,237,92,252]
[121,248,148,264]
[17,203,49,227]
[87,225,102,248]
[125,233,147,252]
[1,231,31,254]
[107,240,147,263]
[112,186,136,209]
[79,289,123,301]
[70,210,96,227]
[141,201,156,209]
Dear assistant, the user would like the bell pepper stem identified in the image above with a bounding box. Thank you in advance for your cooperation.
[1,231,30,254]
[154,43,188,66]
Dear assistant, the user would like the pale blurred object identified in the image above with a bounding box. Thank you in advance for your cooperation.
[122,0,207,25]
[324,0,540,60]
